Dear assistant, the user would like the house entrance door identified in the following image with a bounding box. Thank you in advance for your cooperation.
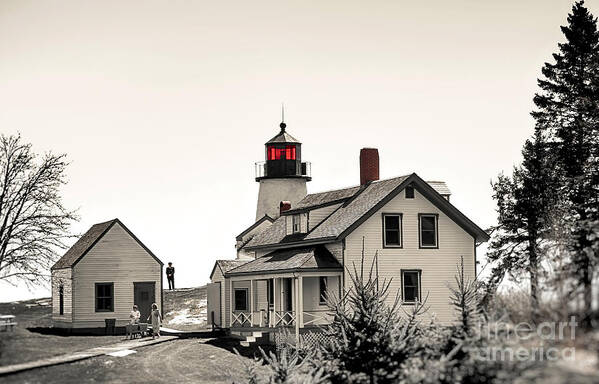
[134,282,155,322]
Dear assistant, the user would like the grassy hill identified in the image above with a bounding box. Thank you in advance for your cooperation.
[162,286,207,330]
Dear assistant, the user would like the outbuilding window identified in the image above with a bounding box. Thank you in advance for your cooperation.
[401,270,421,303]
[234,288,248,311]
[419,214,438,248]
[382,214,402,247]
[95,283,114,312]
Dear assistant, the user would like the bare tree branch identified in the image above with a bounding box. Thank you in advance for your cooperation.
[0,133,78,287]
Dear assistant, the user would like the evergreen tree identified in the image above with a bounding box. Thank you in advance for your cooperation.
[532,0,599,323]
[485,129,555,323]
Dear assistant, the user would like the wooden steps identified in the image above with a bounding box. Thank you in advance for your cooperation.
[230,330,268,347]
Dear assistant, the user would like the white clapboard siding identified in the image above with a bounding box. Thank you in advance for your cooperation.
[302,276,340,311]
[72,222,162,328]
[224,279,231,327]
[308,203,342,231]
[211,266,226,327]
[345,188,475,324]
[51,268,73,325]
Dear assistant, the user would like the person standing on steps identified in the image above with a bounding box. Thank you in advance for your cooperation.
[166,262,175,290]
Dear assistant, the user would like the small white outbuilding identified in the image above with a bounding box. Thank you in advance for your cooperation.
[51,218,163,333]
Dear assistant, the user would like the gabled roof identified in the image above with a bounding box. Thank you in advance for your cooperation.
[289,185,362,212]
[236,214,274,241]
[210,259,251,280]
[225,246,342,276]
[245,173,489,250]
[51,219,163,270]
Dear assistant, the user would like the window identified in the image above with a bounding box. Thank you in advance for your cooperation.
[402,270,421,303]
[267,279,274,307]
[319,277,328,304]
[285,145,296,160]
[95,283,114,312]
[419,214,438,248]
[382,214,402,247]
[234,288,248,311]
[405,186,414,199]
[267,145,297,160]
[292,214,300,233]
[59,285,64,315]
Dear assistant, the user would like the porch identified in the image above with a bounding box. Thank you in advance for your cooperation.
[228,271,342,331]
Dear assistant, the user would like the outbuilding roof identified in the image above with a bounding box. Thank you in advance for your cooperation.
[245,173,489,250]
[225,246,342,276]
[51,219,162,270]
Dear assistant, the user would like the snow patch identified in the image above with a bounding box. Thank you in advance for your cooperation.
[108,349,137,357]
[165,299,207,325]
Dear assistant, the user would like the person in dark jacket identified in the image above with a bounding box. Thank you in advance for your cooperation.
[166,262,175,290]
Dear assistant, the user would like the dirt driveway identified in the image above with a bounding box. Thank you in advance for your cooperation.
[3,338,260,384]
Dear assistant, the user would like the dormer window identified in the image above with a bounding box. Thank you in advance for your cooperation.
[292,215,300,233]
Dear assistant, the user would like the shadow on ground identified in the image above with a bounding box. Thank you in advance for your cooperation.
[205,337,275,359]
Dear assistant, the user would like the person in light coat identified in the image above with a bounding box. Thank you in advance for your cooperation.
[147,303,162,339]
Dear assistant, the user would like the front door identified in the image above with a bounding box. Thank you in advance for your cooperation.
[134,282,156,322]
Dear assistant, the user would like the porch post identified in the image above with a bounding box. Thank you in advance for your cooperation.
[272,278,277,327]
[229,279,234,327]
[294,276,300,342]
[250,279,254,326]
[298,275,304,328]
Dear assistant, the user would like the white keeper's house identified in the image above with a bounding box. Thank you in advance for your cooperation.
[207,121,489,337]
[51,219,163,333]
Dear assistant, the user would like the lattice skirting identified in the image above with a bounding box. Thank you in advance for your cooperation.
[274,328,334,352]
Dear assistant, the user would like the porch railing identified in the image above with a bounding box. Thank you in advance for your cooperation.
[231,310,333,328]
[272,311,296,327]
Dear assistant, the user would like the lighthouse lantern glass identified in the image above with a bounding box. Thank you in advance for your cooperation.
[267,145,296,160]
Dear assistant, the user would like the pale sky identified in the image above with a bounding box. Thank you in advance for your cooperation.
[1,0,594,301]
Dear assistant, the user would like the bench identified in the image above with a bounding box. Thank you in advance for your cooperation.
[126,323,148,339]
[0,315,17,331]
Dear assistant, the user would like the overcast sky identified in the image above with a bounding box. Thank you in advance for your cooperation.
[1,0,595,301]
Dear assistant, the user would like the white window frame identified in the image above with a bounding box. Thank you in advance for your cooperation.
[382,213,402,248]
[419,214,438,248]
[401,270,421,304]
[319,276,328,305]
[292,214,300,233]
[234,288,249,311]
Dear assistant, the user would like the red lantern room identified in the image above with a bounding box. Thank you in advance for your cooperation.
[255,122,311,181]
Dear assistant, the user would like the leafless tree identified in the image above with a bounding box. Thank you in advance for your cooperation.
[0,133,77,287]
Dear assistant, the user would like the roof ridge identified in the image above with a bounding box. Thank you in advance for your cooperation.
[302,184,361,197]
[303,174,412,197]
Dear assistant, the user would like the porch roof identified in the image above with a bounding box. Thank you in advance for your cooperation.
[225,246,342,276]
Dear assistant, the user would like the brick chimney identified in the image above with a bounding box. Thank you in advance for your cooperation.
[360,148,379,185]
[279,201,291,214]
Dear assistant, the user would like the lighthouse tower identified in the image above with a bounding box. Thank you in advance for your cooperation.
[255,121,311,220]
